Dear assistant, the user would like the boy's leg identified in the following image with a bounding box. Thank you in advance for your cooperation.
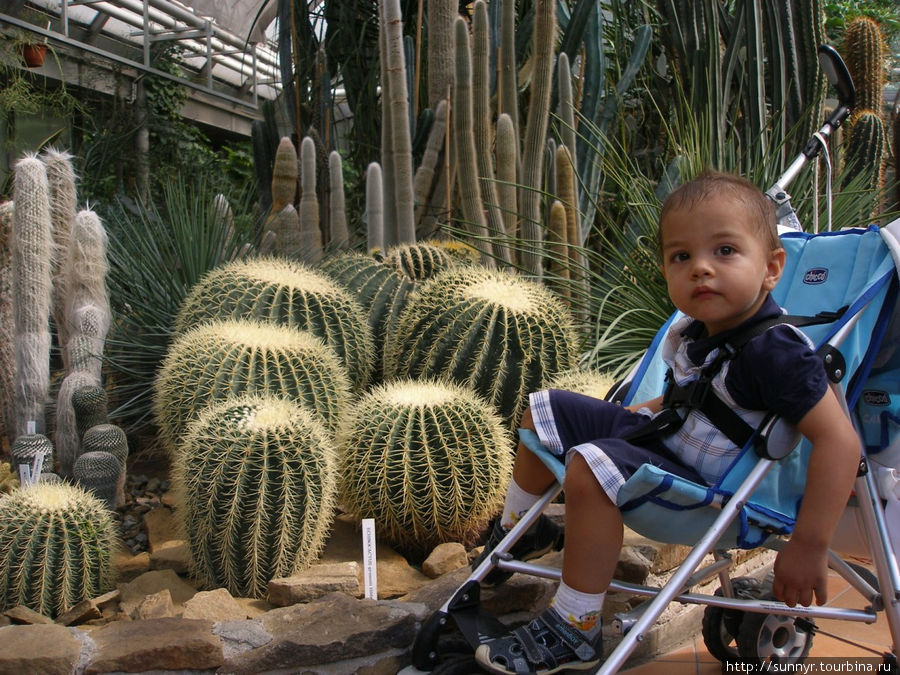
[475,453,614,674]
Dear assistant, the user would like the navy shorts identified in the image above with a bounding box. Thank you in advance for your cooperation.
[529,389,705,502]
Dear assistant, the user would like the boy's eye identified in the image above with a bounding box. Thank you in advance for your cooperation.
[670,252,689,263]
[717,245,735,256]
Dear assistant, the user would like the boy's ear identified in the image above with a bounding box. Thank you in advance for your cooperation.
[763,247,786,291]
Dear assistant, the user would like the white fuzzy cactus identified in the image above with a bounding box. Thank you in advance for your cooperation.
[0,201,14,444]
[12,155,52,437]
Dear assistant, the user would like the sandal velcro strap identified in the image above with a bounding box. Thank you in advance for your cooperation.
[532,610,598,662]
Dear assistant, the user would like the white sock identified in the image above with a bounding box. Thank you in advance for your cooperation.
[550,580,605,639]
[500,479,542,530]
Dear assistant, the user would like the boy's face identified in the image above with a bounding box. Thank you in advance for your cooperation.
[659,193,785,336]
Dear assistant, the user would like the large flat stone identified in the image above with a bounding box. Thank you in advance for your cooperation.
[0,624,81,675]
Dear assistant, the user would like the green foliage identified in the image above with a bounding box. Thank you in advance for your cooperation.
[0,482,117,617]
[386,266,580,430]
[101,176,258,435]
[337,379,513,560]
[176,395,338,598]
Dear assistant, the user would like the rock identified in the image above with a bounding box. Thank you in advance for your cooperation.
[213,619,273,661]
[55,598,102,626]
[183,588,248,622]
[268,562,361,606]
[422,542,468,578]
[148,539,191,574]
[615,546,653,584]
[0,624,81,675]
[143,506,179,553]
[4,605,54,624]
[132,589,176,620]
[86,617,223,673]
[224,592,426,673]
[117,569,197,617]
[114,550,151,579]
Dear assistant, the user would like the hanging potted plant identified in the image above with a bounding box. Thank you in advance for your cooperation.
[17,15,51,68]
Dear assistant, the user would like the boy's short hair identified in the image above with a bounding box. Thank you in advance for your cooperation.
[657,169,780,253]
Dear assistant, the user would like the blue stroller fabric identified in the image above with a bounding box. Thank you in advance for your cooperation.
[610,227,898,549]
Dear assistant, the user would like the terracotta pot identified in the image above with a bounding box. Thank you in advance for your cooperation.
[21,43,46,68]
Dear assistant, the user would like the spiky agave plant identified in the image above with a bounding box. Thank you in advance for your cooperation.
[337,379,513,560]
[385,267,580,430]
[153,319,351,453]
[175,395,338,598]
[0,482,117,617]
[173,257,374,391]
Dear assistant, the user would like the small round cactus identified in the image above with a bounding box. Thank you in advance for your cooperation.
[172,257,374,390]
[175,395,339,598]
[337,379,514,560]
[383,242,459,281]
[10,434,54,477]
[385,267,580,429]
[154,319,350,453]
[73,450,119,510]
[0,482,117,617]
[81,424,128,468]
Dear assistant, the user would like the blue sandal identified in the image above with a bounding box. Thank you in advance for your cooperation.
[474,608,603,674]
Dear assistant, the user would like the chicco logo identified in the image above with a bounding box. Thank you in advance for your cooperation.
[803,268,828,284]
[863,390,891,406]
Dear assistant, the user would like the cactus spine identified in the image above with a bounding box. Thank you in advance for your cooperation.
[386,267,580,429]
[337,379,513,560]
[0,201,13,444]
[176,395,338,598]
[0,482,117,618]
[154,319,351,452]
[174,257,374,391]
[12,155,52,437]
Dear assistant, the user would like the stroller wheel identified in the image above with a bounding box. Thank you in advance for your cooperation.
[736,605,815,664]
[701,577,762,663]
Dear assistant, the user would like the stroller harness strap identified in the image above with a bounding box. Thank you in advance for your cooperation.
[623,307,847,449]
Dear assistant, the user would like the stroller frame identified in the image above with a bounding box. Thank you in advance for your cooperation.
[412,45,900,671]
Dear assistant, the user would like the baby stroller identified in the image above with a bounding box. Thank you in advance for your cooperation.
[412,46,900,672]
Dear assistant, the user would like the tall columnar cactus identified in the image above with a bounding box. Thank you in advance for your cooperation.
[842,110,887,199]
[366,162,384,254]
[154,319,351,452]
[175,395,338,598]
[843,17,885,114]
[54,371,95,477]
[73,450,119,510]
[268,137,303,258]
[173,258,374,391]
[0,482,117,618]
[299,136,324,262]
[12,155,52,437]
[337,379,513,560]
[496,114,518,246]
[327,151,349,250]
[0,201,13,444]
[41,148,77,364]
[385,267,580,430]
[413,99,448,230]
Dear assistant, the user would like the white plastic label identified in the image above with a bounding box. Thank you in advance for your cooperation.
[26,421,35,435]
[32,452,44,480]
[18,463,31,487]
[362,518,378,600]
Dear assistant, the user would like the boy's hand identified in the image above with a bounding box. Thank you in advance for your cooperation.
[772,538,829,607]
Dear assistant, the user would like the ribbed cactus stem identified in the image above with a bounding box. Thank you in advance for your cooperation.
[337,379,513,560]
[0,482,117,618]
[71,384,109,441]
[366,162,385,255]
[327,151,349,250]
[41,149,77,366]
[472,1,512,266]
[499,0,519,141]
[81,423,128,509]
[519,0,556,278]
[0,201,13,444]
[453,17,493,267]
[556,53,577,166]
[547,200,570,300]
[381,0,416,245]
[10,433,54,479]
[843,17,884,114]
[842,110,886,202]
[12,155,52,437]
[496,114,518,263]
[176,395,338,598]
[413,99,448,227]
[73,450,119,510]
[299,136,323,262]
[270,137,297,214]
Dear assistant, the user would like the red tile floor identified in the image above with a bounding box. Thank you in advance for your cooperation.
[624,567,896,673]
